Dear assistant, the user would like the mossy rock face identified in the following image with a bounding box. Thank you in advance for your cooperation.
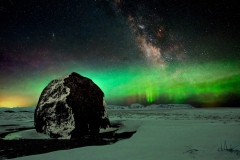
[34,72,110,139]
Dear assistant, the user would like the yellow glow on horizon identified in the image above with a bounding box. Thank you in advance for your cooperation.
[0,94,36,108]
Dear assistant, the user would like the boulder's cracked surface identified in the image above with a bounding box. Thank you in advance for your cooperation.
[34,72,110,139]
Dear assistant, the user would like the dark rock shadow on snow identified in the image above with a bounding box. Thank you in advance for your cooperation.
[0,123,137,159]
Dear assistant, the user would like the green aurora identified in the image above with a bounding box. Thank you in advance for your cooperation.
[1,59,239,107]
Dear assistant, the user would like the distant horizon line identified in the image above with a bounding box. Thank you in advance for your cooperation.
[0,103,194,108]
[1,104,240,109]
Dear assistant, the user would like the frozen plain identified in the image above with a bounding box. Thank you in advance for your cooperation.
[0,104,240,160]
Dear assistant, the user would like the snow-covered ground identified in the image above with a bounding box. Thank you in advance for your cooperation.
[1,105,240,160]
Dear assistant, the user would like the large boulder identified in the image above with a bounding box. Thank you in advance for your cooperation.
[34,72,110,139]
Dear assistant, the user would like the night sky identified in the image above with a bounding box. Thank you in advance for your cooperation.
[0,0,240,108]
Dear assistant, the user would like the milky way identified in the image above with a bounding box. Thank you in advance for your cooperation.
[112,0,186,66]
[0,0,239,107]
